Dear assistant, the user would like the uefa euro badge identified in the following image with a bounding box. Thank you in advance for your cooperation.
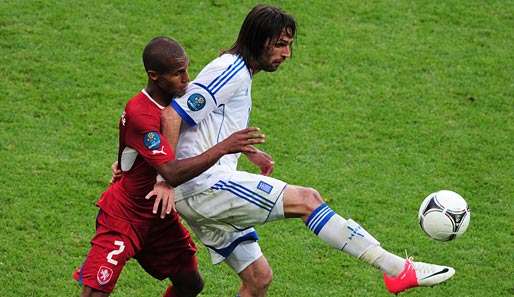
[187,93,206,111]
[143,131,161,150]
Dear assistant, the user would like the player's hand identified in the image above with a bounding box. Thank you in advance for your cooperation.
[110,161,122,184]
[219,127,265,154]
[145,181,175,218]
[245,148,274,176]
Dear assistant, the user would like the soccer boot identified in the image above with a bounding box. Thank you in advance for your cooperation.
[383,258,455,294]
[72,267,81,284]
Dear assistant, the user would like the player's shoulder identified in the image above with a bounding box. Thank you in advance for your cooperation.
[124,91,160,123]
[197,54,251,83]
[125,91,146,112]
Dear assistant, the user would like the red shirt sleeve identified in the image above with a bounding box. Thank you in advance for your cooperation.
[124,111,175,167]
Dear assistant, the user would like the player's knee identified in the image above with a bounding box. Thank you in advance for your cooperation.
[301,187,324,213]
[249,266,273,292]
[259,265,273,290]
[81,286,110,297]
[174,276,204,297]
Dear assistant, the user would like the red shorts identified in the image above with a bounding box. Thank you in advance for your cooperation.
[77,210,197,293]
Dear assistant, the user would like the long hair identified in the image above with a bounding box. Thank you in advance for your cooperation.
[226,5,296,62]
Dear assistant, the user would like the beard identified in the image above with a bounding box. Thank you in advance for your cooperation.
[256,54,282,72]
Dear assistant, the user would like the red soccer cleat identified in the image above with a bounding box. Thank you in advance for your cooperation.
[72,267,81,284]
[383,258,455,294]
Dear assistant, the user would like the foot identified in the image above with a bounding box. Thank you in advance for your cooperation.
[72,267,81,284]
[383,258,455,294]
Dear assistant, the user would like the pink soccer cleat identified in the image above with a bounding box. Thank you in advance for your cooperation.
[383,258,455,294]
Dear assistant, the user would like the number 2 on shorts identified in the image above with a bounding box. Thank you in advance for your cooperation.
[106,240,125,265]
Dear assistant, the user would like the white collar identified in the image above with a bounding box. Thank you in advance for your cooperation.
[141,89,165,110]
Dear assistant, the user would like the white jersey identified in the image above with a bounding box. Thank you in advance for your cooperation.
[172,54,253,199]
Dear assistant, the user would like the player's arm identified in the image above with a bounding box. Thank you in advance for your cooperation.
[244,145,275,176]
[145,106,182,218]
[161,106,182,150]
[156,127,264,187]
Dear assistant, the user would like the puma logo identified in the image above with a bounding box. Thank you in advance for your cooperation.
[151,146,167,155]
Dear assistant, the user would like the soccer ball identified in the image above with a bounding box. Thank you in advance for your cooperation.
[418,190,470,241]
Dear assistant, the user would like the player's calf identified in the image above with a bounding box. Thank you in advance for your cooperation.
[238,256,273,297]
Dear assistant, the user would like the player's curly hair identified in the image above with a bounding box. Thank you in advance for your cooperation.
[226,5,296,64]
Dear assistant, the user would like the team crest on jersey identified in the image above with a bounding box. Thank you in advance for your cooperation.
[187,93,206,111]
[143,131,161,150]
[96,266,113,285]
[257,181,273,194]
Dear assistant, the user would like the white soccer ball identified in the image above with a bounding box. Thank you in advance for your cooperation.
[418,190,470,241]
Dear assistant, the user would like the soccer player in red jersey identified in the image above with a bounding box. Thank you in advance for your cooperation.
[74,37,265,297]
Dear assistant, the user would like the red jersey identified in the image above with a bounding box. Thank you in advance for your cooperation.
[97,90,175,222]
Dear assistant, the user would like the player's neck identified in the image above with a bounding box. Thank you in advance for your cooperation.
[247,59,261,75]
[144,84,172,106]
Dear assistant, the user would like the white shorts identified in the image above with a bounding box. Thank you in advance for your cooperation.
[176,170,287,273]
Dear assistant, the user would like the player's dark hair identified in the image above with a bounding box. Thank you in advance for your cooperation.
[226,4,296,63]
[143,36,184,74]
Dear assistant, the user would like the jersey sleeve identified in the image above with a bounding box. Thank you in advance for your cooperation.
[124,111,175,167]
[172,56,249,126]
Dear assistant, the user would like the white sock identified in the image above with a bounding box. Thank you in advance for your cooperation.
[360,245,405,276]
[305,203,405,276]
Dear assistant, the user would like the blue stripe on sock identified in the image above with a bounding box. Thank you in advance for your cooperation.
[305,203,328,229]
[305,203,336,235]
[309,207,332,231]
[313,211,336,235]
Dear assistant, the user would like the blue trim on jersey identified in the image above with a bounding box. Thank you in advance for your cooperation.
[265,183,288,222]
[207,57,243,90]
[206,57,245,95]
[215,104,226,165]
[171,100,196,127]
[211,181,274,211]
[206,231,258,258]
[211,62,246,95]
[305,203,336,235]
[192,82,218,105]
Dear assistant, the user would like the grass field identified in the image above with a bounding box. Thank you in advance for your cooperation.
[1,1,513,296]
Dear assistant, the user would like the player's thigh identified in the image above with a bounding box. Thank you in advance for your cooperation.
[136,216,198,280]
[178,171,288,228]
[282,185,324,218]
[226,240,264,274]
[79,229,136,293]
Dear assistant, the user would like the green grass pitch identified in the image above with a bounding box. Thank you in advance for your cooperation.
[0,1,513,296]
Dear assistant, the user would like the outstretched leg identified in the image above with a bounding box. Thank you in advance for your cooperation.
[282,185,455,293]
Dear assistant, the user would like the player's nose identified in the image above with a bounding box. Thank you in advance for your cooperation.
[182,70,190,83]
[282,45,291,58]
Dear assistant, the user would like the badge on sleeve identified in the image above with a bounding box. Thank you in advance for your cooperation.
[257,181,273,194]
[187,93,206,111]
[143,131,161,150]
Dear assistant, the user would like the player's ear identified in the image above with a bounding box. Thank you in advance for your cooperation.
[147,70,159,81]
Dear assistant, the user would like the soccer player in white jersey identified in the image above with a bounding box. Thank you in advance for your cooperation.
[159,5,456,296]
